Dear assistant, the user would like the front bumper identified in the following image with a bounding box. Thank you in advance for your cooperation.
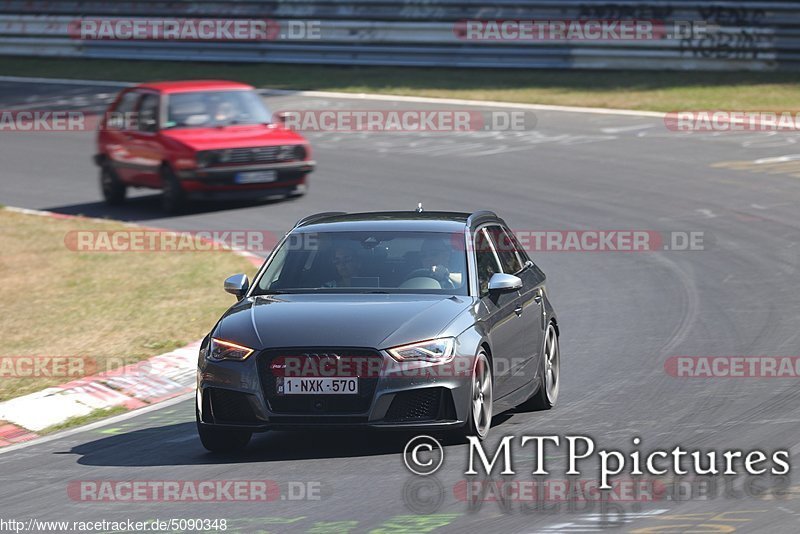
[197,347,473,432]
[175,160,315,193]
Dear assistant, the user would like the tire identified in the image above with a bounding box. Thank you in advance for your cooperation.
[451,349,493,442]
[518,322,560,411]
[100,164,126,205]
[161,166,186,213]
[196,409,252,453]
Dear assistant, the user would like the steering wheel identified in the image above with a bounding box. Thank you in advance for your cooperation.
[403,266,455,289]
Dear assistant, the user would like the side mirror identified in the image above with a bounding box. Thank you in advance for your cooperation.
[224,274,250,300]
[273,111,287,124]
[141,117,158,132]
[488,273,522,293]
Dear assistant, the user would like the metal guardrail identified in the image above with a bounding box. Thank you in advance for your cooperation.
[0,2,799,70]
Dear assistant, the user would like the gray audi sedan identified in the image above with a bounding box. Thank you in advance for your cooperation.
[196,210,560,451]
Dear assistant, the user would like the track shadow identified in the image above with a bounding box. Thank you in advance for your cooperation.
[42,194,294,222]
[68,422,433,467]
[511,403,551,415]
[67,412,520,467]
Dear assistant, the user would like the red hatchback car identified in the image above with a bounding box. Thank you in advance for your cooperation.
[95,80,315,212]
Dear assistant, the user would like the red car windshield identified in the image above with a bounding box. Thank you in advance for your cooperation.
[164,90,271,129]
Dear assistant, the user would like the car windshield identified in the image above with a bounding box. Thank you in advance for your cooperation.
[253,231,469,296]
[164,90,271,129]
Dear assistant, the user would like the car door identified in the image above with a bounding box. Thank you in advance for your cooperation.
[103,89,142,184]
[125,92,164,187]
[473,226,521,398]
[488,225,545,395]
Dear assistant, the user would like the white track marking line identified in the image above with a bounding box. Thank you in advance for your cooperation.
[0,393,193,455]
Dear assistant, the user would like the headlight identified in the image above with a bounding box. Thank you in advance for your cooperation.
[276,145,295,161]
[387,338,455,363]
[208,338,254,361]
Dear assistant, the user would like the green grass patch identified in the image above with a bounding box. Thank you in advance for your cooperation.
[38,405,130,435]
[2,56,799,111]
[0,208,256,401]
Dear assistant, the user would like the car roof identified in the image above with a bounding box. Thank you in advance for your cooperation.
[134,80,254,94]
[294,211,498,233]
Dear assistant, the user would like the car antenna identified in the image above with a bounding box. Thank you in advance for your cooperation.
[416,202,424,213]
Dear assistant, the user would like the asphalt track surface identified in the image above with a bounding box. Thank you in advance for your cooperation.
[1,79,800,533]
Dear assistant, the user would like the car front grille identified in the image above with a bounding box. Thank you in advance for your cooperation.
[222,146,280,165]
[257,348,383,415]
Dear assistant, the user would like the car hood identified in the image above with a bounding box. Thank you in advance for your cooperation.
[213,293,474,350]
[161,124,306,151]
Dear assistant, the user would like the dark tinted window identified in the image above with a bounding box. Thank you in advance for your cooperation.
[107,91,141,131]
[115,91,140,114]
[487,226,524,274]
[138,94,159,132]
[506,228,530,264]
[475,229,501,296]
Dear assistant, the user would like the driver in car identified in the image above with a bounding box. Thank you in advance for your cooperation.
[409,238,455,289]
[210,94,241,125]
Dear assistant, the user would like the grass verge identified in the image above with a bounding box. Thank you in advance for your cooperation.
[0,208,256,402]
[1,56,799,111]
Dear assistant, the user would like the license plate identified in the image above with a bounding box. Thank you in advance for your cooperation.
[277,377,359,395]
[235,170,277,184]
